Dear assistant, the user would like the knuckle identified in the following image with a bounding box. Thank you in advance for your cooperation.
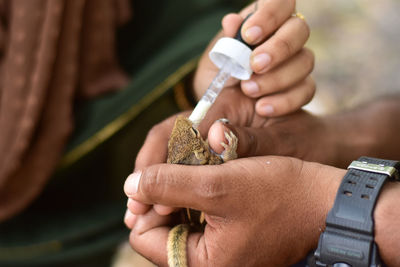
[129,228,143,252]
[249,130,261,156]
[139,166,162,202]
[245,129,258,156]
[263,10,279,32]
[273,36,293,59]
[196,175,226,203]
[146,122,163,140]
[280,95,293,113]
[129,230,137,245]
[302,48,315,72]
[305,77,316,101]
[267,73,283,92]
[134,156,144,171]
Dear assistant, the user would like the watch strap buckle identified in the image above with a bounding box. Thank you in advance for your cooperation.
[348,160,400,181]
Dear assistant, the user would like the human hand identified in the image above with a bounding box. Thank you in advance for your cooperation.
[124,156,344,266]
[134,87,334,169]
[129,86,336,216]
[194,0,315,117]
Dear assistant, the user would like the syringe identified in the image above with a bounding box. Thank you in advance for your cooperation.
[188,17,254,127]
[188,61,233,126]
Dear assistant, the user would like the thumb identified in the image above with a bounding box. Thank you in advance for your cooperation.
[208,120,278,157]
[124,164,227,214]
[221,13,243,37]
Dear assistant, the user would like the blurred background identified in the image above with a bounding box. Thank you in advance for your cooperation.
[299,0,400,114]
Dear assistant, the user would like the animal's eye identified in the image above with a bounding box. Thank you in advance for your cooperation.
[190,127,200,138]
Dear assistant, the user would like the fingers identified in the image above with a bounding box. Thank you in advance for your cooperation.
[127,196,177,218]
[129,209,172,266]
[222,13,243,37]
[131,227,170,267]
[255,76,315,117]
[133,112,204,216]
[250,15,310,73]
[124,209,136,229]
[129,209,205,267]
[241,0,295,45]
[124,164,228,215]
[207,120,276,157]
[222,0,305,74]
[134,114,178,171]
[127,198,151,215]
[133,112,191,217]
[241,48,314,98]
[221,3,313,118]
[198,87,256,133]
[153,204,179,216]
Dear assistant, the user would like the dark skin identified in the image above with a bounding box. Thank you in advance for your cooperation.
[127,0,315,216]
[125,91,400,266]
[135,89,400,170]
[129,88,400,217]
[125,1,400,264]
[126,156,400,266]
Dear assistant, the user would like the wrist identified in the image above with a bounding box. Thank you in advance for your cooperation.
[311,157,400,266]
[374,181,400,266]
[300,162,345,249]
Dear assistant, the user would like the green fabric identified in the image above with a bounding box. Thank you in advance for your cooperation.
[0,93,180,266]
[67,2,243,154]
[0,1,246,266]
[117,0,244,74]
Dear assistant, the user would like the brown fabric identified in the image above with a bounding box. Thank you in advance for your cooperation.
[0,0,130,221]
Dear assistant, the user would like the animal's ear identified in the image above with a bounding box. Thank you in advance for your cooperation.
[190,127,201,138]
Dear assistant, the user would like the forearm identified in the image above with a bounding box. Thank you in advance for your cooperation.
[325,94,400,168]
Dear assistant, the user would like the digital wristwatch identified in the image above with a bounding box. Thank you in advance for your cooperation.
[309,157,400,267]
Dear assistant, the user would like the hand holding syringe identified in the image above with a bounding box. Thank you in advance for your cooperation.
[188,15,254,127]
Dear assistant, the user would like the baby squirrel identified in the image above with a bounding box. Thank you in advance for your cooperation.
[166,115,238,267]
[167,116,237,165]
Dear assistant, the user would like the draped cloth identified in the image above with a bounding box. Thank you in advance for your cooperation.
[0,0,130,221]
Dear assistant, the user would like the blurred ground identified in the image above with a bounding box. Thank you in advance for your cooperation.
[112,242,155,267]
[112,1,400,266]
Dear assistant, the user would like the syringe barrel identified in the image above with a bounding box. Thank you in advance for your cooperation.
[188,65,232,125]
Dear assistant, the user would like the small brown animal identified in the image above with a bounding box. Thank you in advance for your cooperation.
[167,116,237,165]
[166,116,238,267]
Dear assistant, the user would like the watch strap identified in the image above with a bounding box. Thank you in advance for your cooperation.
[313,157,400,266]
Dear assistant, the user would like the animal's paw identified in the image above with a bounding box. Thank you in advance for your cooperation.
[220,130,238,162]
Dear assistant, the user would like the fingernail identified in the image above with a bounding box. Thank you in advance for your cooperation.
[242,80,259,95]
[124,171,141,196]
[260,104,274,115]
[251,53,271,72]
[215,118,230,124]
[245,26,262,43]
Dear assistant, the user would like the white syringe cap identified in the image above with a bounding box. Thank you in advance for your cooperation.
[209,37,253,80]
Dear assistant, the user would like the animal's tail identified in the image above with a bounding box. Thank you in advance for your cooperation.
[167,224,190,267]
